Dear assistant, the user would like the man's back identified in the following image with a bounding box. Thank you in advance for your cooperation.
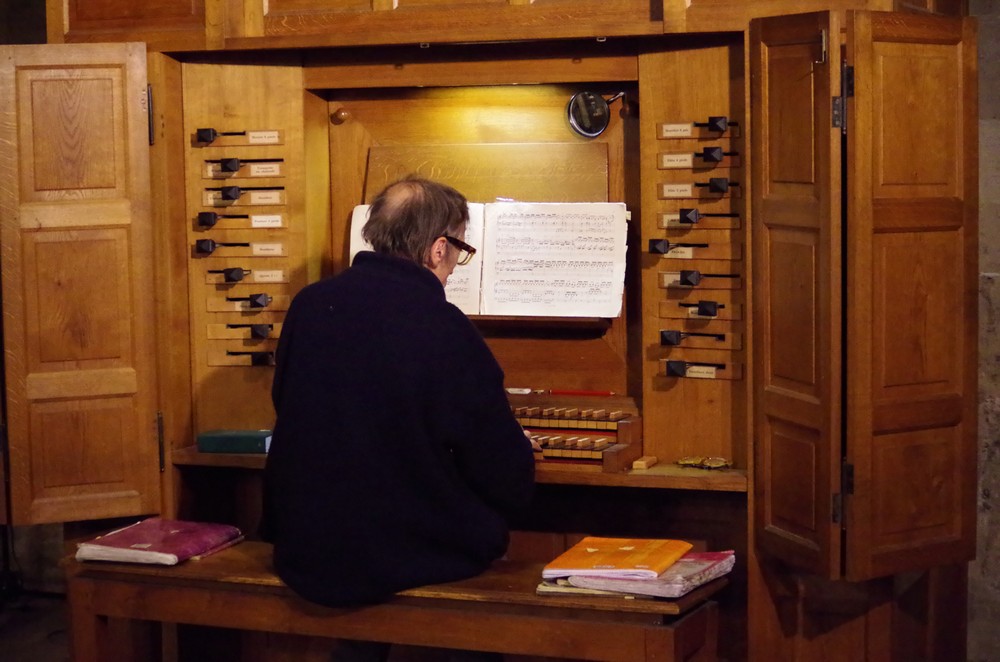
[263,250,535,607]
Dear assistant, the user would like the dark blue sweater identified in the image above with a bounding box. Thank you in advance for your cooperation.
[262,251,536,606]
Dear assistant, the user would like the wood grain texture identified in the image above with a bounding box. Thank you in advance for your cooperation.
[638,43,748,470]
[51,0,207,50]
[750,10,842,579]
[67,541,724,661]
[181,62,307,432]
[44,0,966,52]
[0,43,160,524]
[844,10,978,580]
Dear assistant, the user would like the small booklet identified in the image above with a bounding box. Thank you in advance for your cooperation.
[541,536,693,580]
[75,517,243,566]
[196,429,272,454]
[566,550,736,598]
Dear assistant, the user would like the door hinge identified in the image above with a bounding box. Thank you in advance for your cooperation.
[833,63,854,134]
[832,96,845,130]
[156,411,165,472]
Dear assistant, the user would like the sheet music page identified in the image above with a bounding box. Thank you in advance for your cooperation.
[348,204,372,263]
[480,202,627,317]
[442,203,484,315]
[348,203,484,316]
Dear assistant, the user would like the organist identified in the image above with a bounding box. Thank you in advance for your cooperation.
[261,176,537,661]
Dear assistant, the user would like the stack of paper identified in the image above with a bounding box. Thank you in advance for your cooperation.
[564,550,735,598]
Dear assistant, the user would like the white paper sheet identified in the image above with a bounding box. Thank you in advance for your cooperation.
[480,202,627,317]
[440,203,484,315]
[348,204,372,263]
[348,203,484,316]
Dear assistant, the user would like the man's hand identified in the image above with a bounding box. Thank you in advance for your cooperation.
[524,429,541,451]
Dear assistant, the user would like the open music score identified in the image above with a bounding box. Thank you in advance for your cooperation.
[509,393,642,473]
[350,201,627,317]
[481,203,626,317]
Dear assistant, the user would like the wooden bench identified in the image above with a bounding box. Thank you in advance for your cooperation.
[66,541,724,661]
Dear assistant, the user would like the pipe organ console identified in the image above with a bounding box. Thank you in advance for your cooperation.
[0,4,978,660]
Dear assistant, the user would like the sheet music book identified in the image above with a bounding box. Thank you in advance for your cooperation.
[564,550,736,598]
[349,201,627,317]
[75,517,244,565]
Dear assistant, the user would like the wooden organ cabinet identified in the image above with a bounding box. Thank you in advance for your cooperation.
[0,1,977,660]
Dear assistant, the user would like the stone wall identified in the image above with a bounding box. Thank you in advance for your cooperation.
[0,0,62,598]
[970,2,1000,661]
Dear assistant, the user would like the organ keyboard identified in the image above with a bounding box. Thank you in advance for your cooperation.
[509,393,642,473]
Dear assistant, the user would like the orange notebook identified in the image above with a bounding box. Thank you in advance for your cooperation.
[542,536,693,580]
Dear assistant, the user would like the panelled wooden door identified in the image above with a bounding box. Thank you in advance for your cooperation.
[0,43,161,524]
[751,11,843,579]
[844,10,977,580]
[752,10,977,581]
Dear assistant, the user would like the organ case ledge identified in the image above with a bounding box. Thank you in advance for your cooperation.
[170,446,748,492]
[170,395,744,490]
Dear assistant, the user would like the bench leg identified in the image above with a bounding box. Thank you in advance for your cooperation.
[675,601,718,661]
[68,576,161,662]
[67,576,103,662]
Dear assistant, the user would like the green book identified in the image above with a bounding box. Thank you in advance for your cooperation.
[196,429,272,454]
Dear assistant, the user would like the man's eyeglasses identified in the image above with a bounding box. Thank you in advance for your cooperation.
[441,235,477,266]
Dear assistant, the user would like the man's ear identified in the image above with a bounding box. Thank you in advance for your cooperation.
[425,235,448,268]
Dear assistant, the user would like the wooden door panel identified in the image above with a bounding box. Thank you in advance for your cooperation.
[52,0,207,51]
[751,11,842,577]
[27,397,142,522]
[0,43,160,524]
[845,10,977,579]
[873,232,962,400]
[19,73,120,195]
[766,230,820,391]
[26,230,130,367]
[271,0,507,8]
[762,418,824,534]
[397,0,506,6]
[68,0,204,26]
[254,0,662,43]
[870,426,960,539]
[366,143,610,204]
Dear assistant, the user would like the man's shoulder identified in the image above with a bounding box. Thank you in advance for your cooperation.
[294,267,363,299]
